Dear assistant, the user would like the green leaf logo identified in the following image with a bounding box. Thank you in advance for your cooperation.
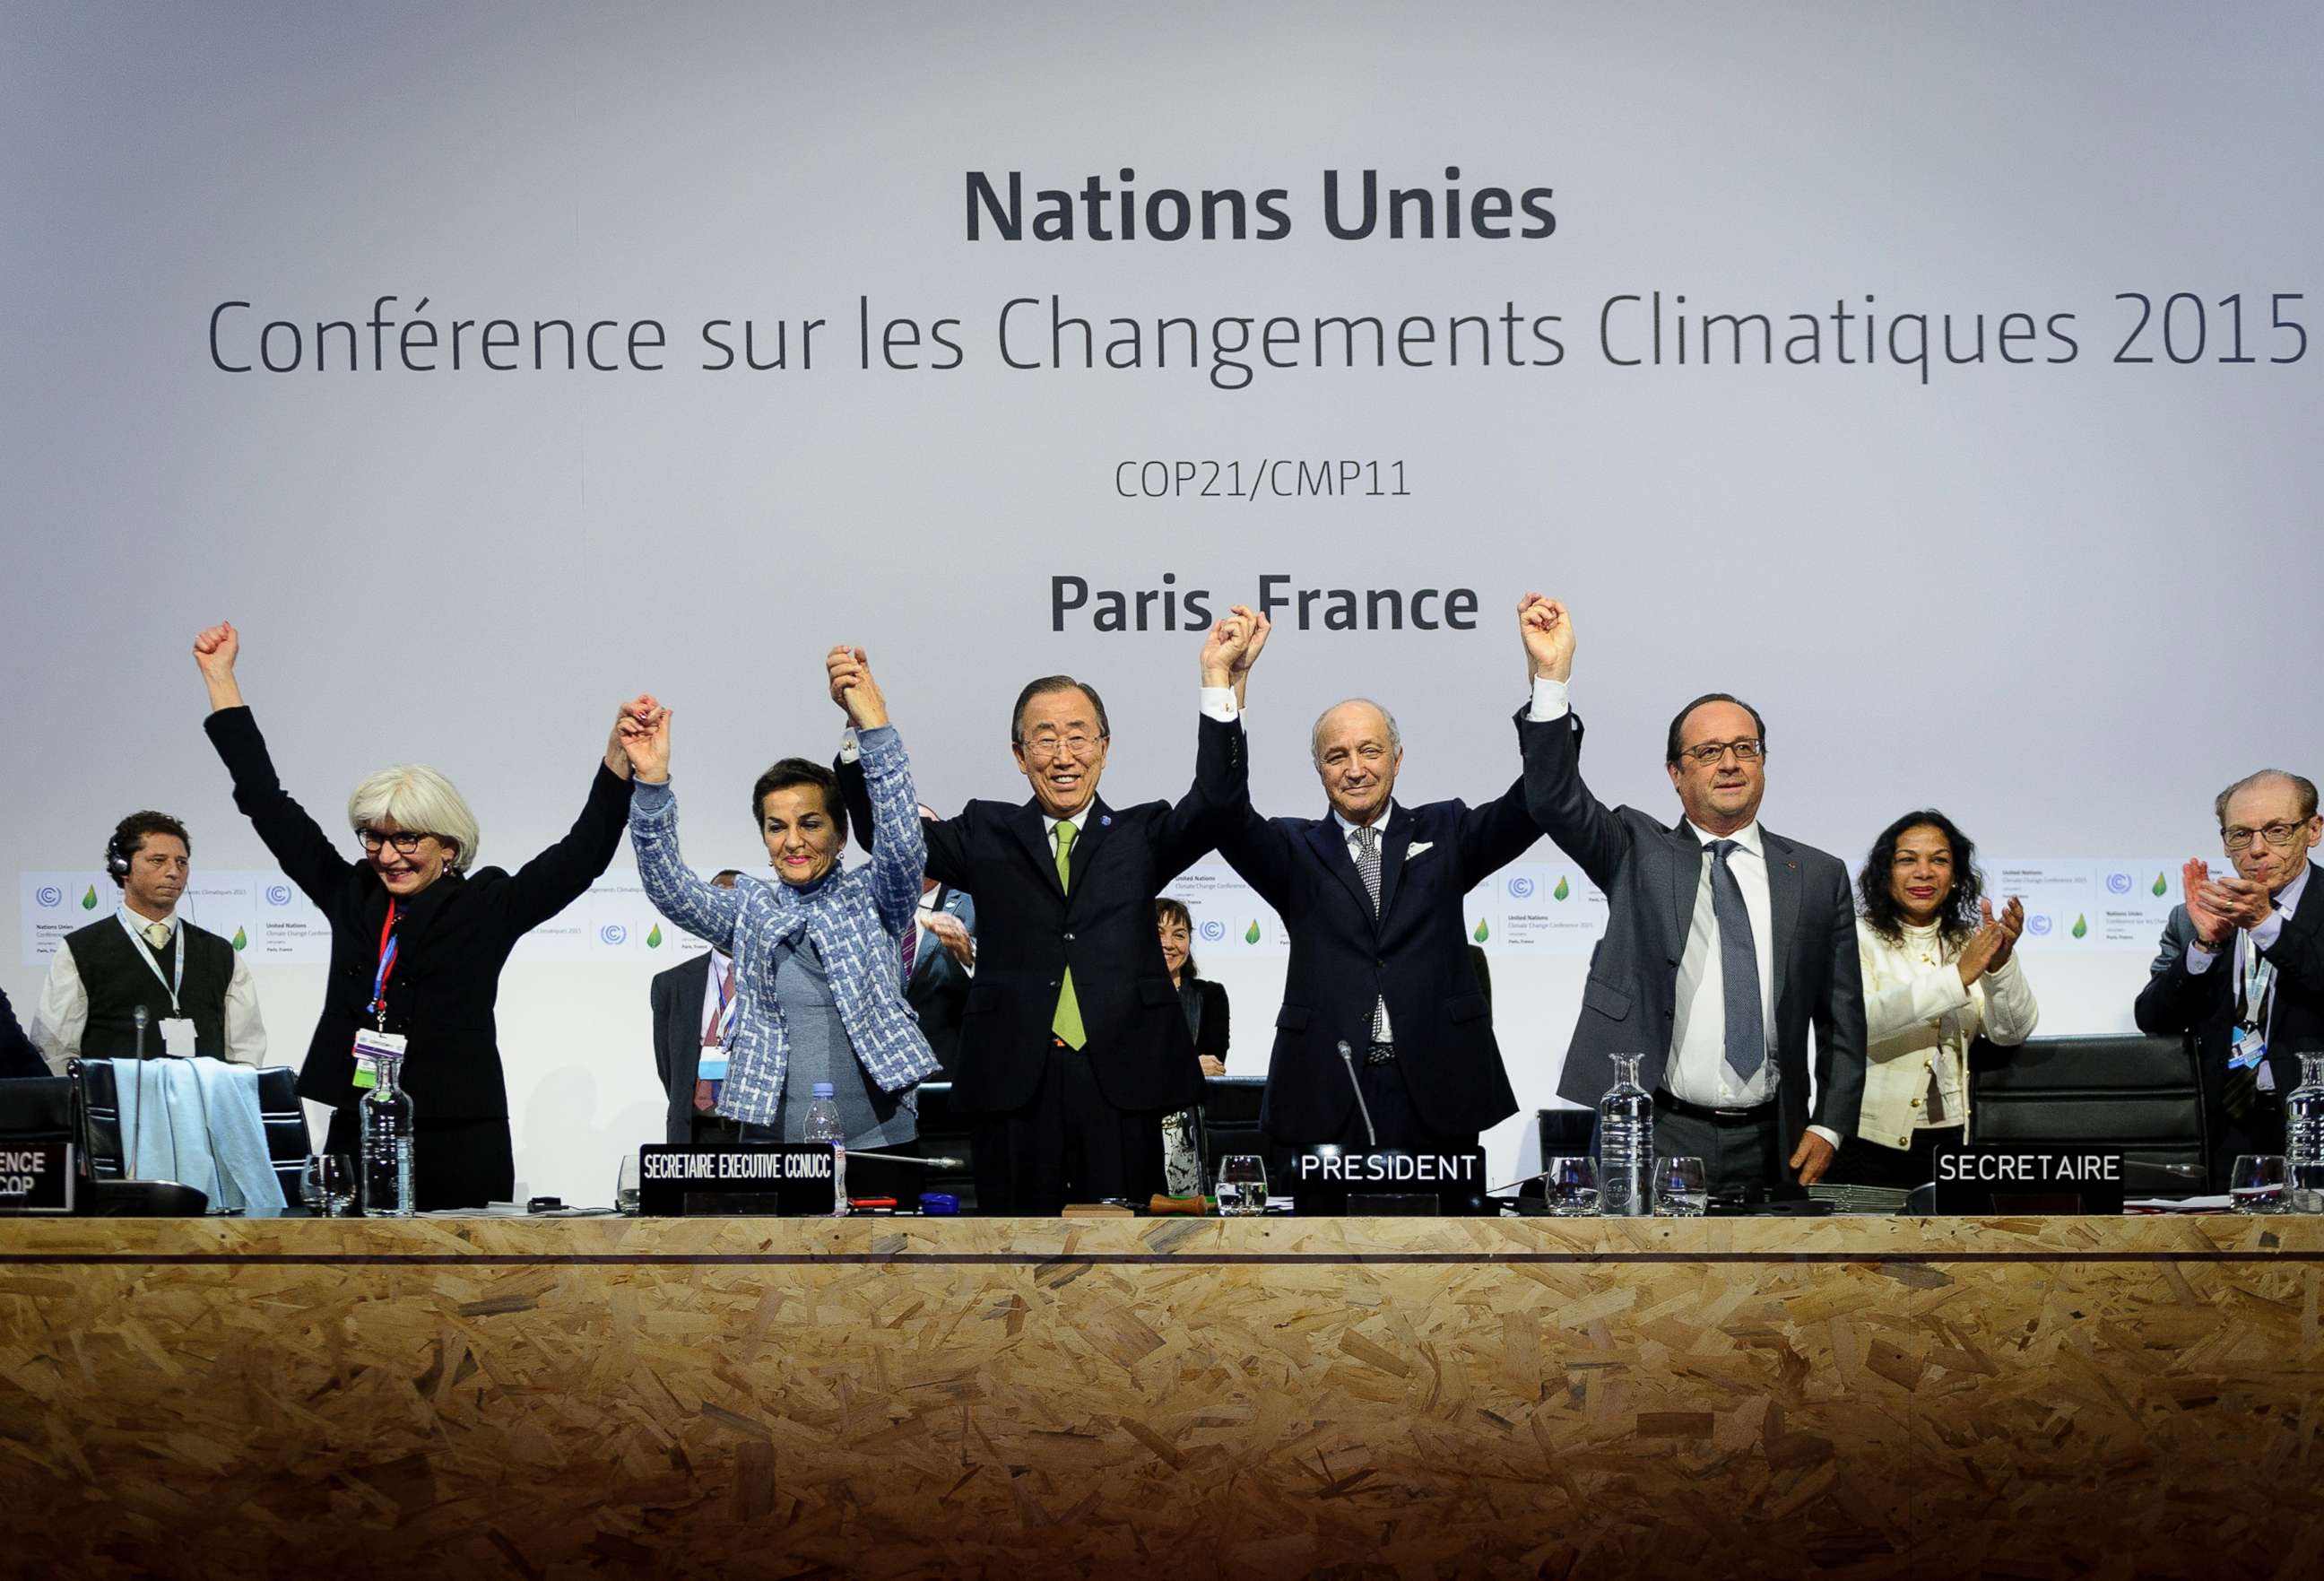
[646,924,663,949]
[230,926,247,951]
[1244,920,1262,944]
[2152,873,2168,898]
[2071,914,2088,940]
[1472,918,1490,943]
[1553,875,1571,901]
[81,885,98,910]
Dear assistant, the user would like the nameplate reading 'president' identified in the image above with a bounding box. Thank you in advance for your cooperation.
[1289,1148,1485,1214]
[637,1143,837,1217]
[1932,1146,2126,1215]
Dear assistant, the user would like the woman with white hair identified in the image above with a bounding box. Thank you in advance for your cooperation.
[193,621,651,1209]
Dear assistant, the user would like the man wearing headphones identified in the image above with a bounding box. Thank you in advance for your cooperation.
[30,812,266,1072]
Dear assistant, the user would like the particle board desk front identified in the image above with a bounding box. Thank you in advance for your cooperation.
[1,1214,2319,1578]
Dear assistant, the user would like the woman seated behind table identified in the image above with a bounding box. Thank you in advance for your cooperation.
[1832,809,2039,1190]
[621,647,938,1202]
[1156,897,1229,1195]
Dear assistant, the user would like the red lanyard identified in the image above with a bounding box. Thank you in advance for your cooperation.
[369,899,400,1026]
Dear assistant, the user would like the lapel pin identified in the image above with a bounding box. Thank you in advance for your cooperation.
[1100,814,1112,827]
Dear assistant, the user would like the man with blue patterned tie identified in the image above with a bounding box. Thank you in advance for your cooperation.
[1517,595,1865,1197]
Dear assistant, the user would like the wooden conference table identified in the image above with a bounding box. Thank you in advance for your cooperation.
[1,1212,2318,1578]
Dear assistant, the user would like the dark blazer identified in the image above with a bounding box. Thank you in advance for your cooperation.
[842,712,1247,1116]
[1522,711,1866,1162]
[650,950,716,1143]
[0,985,42,1079]
[907,885,977,1074]
[1179,977,1230,1065]
[1222,710,1552,1143]
[204,706,633,1121]
[2135,866,2324,1181]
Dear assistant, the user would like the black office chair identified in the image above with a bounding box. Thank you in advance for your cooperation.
[1970,1032,2207,1196]
[73,1058,309,1212]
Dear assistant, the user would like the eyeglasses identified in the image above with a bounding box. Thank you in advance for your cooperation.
[2222,821,2311,853]
[1677,738,1765,768]
[1019,732,1104,761]
[357,828,436,856]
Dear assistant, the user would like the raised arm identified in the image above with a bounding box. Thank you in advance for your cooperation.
[1152,613,1255,882]
[193,622,355,908]
[828,646,926,939]
[1514,595,1629,889]
[502,697,650,933]
[621,705,745,954]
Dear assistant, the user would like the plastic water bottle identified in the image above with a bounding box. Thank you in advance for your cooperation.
[1597,1052,1652,1217]
[360,1052,415,1218]
[801,1082,848,1216]
[2287,1052,2324,1213]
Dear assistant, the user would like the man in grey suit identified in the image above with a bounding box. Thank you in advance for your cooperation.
[1517,595,1865,1196]
[906,805,978,1075]
[649,869,741,1144]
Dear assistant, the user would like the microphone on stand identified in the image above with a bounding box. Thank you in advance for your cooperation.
[1337,1040,1377,1150]
[845,1151,965,1168]
[128,1005,152,1179]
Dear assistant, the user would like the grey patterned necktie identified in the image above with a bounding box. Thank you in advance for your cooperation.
[1708,839,1766,1084]
[1354,825,1391,1044]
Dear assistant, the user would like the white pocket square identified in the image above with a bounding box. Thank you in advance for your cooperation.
[1405,841,1435,860]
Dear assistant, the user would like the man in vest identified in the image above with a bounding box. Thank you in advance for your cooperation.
[31,811,265,1070]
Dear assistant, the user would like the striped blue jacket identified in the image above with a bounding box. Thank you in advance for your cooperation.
[629,724,937,1125]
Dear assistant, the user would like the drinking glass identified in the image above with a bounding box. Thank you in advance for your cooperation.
[299,1155,327,1214]
[2230,1154,2289,1214]
[1217,1155,1268,1216]
[317,1154,360,1217]
[1652,1156,1709,1217]
[1546,1155,1600,1216]
[614,1153,642,1215]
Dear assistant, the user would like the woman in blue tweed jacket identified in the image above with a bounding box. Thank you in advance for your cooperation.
[620,647,937,1186]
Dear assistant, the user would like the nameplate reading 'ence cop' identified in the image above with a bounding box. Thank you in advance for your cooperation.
[0,1143,75,1214]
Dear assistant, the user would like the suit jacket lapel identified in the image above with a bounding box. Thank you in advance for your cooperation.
[1010,803,1066,902]
[1308,814,1375,924]
[1375,804,1416,923]
[1668,822,1701,955]
[1764,830,1802,1016]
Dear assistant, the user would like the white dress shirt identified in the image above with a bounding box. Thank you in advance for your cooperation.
[31,906,266,1074]
[1666,820,1781,1108]
[1855,921,2040,1151]
[1330,803,1400,1044]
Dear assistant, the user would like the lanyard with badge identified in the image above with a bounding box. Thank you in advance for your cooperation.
[122,910,199,1056]
[2228,932,2276,1086]
[351,899,405,1090]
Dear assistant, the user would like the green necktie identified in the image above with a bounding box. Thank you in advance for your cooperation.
[1051,821,1086,1049]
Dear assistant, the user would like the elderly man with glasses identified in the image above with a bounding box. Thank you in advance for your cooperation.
[1518,596,1866,1199]
[2138,769,2324,1190]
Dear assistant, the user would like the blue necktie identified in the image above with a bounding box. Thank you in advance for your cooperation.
[1708,840,1765,1084]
